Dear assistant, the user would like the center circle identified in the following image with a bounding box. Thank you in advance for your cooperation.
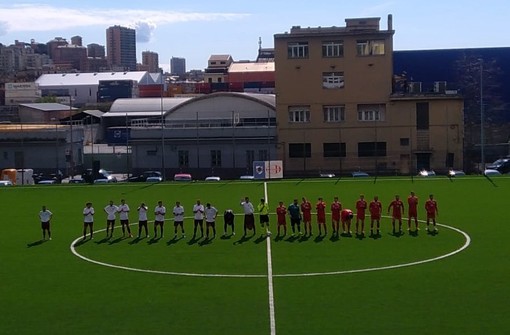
[70,220,471,278]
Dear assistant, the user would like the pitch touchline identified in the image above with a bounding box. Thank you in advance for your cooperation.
[264,182,277,335]
[70,221,471,278]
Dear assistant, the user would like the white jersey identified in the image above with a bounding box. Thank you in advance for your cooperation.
[155,205,166,222]
[118,204,130,221]
[39,210,52,222]
[193,204,205,220]
[83,207,94,223]
[138,206,148,221]
[241,201,254,215]
[173,205,184,222]
[104,205,118,220]
[205,207,218,222]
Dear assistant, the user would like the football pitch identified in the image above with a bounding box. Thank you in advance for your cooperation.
[1,176,509,334]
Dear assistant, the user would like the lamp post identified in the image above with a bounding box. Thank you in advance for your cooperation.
[51,117,59,177]
[69,96,74,178]
[479,59,485,172]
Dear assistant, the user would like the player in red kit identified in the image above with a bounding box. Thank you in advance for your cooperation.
[407,191,419,232]
[331,197,342,236]
[276,201,287,237]
[316,197,327,236]
[388,195,405,235]
[425,194,439,232]
[355,194,367,236]
[341,209,354,235]
[301,197,313,236]
[369,196,382,236]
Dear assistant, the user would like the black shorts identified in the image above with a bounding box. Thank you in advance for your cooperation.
[41,221,50,230]
[206,221,215,227]
[83,221,93,227]
[194,219,203,226]
[260,214,269,224]
[154,220,164,226]
[139,220,148,227]
[290,217,301,226]
[174,221,183,227]
[120,219,129,225]
[106,219,115,225]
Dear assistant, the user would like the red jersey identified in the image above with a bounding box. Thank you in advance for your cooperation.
[331,202,342,221]
[356,199,367,219]
[301,201,312,222]
[408,196,419,216]
[425,199,438,218]
[389,200,404,219]
[316,201,326,223]
[369,200,382,219]
[341,209,353,222]
[276,205,287,225]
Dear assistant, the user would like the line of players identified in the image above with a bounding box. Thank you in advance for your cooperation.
[37,192,439,241]
[273,192,439,238]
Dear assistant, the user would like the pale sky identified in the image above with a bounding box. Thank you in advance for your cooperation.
[0,1,509,72]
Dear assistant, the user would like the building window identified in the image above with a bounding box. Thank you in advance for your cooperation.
[289,143,311,158]
[178,150,189,167]
[322,41,343,57]
[258,150,268,161]
[322,72,344,89]
[323,105,345,122]
[246,150,254,168]
[357,40,385,56]
[211,150,221,167]
[287,42,309,58]
[288,106,310,123]
[358,142,387,157]
[400,138,410,146]
[357,104,385,121]
[416,102,429,130]
[323,143,346,157]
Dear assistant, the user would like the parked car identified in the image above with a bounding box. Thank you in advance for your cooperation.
[0,180,13,187]
[174,173,192,181]
[352,171,369,178]
[239,175,255,180]
[82,168,117,184]
[485,157,510,174]
[319,173,335,178]
[33,170,63,184]
[484,169,501,176]
[419,170,436,177]
[146,176,163,183]
[128,171,162,182]
[205,176,221,181]
[448,169,466,177]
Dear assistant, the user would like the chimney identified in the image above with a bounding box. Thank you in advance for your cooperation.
[388,14,393,31]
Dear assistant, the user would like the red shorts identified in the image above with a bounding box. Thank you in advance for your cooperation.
[332,214,340,222]
[277,218,286,226]
[371,214,381,220]
[409,211,417,218]
[392,213,402,220]
[357,213,365,220]
[427,213,436,219]
[302,213,311,222]
[317,214,326,224]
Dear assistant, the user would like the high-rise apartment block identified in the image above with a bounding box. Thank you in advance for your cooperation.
[141,51,159,73]
[170,57,186,77]
[106,25,136,71]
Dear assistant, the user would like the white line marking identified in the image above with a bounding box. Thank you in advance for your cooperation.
[70,221,471,279]
[264,181,277,335]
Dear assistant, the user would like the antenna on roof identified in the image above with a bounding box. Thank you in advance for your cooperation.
[258,37,262,50]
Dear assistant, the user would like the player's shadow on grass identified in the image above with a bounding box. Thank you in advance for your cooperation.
[95,236,111,245]
[389,231,405,238]
[329,234,340,242]
[108,237,124,245]
[233,234,254,245]
[274,234,286,242]
[147,237,161,245]
[355,233,366,240]
[199,237,213,246]
[254,235,267,244]
[370,233,382,240]
[220,234,234,240]
[27,239,47,247]
[284,235,299,243]
[74,238,92,246]
[166,236,183,246]
[128,236,143,245]
[313,234,326,243]
[409,230,419,237]
[427,229,439,236]
[298,234,311,243]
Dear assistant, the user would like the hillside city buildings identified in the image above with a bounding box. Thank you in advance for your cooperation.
[0,15,508,181]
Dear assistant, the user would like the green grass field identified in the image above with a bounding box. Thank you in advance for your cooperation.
[1,176,509,334]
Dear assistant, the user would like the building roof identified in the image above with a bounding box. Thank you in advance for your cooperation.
[35,71,158,87]
[104,97,193,117]
[19,103,77,111]
[82,110,105,118]
[208,54,233,61]
[229,62,275,73]
[102,92,275,119]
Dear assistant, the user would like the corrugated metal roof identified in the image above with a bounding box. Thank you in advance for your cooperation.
[82,110,105,118]
[103,97,192,117]
[229,62,275,72]
[35,71,156,86]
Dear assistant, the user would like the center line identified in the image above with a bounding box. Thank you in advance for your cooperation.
[264,181,277,335]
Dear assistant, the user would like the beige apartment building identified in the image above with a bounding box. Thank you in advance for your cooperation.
[274,15,463,176]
